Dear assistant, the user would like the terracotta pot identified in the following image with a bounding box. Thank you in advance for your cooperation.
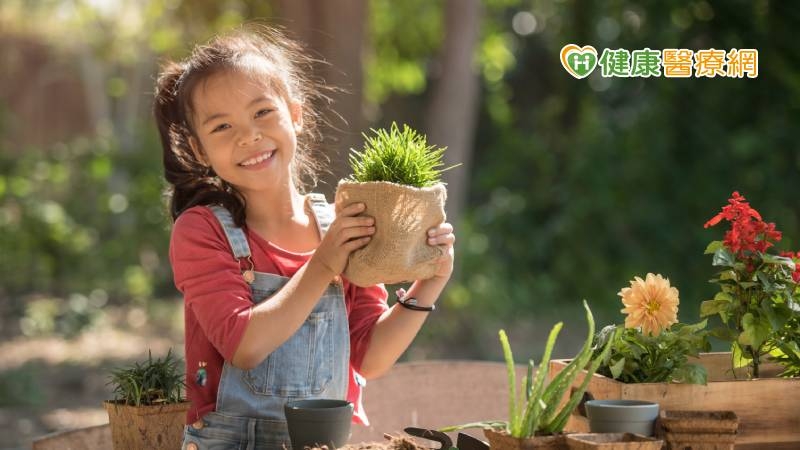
[103,400,190,450]
[483,429,568,450]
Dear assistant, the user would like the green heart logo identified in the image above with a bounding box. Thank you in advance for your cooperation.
[560,44,598,79]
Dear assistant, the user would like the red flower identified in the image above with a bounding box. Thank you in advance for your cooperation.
[706,192,781,258]
[703,191,761,229]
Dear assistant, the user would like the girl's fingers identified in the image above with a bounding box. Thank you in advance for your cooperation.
[428,233,455,246]
[337,215,375,229]
[343,236,372,251]
[338,202,367,217]
[337,226,376,244]
[427,222,454,237]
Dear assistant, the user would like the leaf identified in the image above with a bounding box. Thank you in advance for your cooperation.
[714,291,733,301]
[677,319,708,335]
[672,364,708,385]
[609,357,625,379]
[719,270,737,281]
[539,301,597,433]
[520,322,561,437]
[756,271,774,291]
[439,420,508,432]
[731,342,753,369]
[712,248,736,267]
[709,326,737,341]
[700,299,729,317]
[761,299,792,331]
[524,360,534,400]
[704,240,724,255]
[738,313,773,349]
[761,253,795,269]
[498,330,519,435]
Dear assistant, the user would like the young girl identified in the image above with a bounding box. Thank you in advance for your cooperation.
[154,26,455,449]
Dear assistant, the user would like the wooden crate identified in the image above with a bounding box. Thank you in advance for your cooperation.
[549,352,800,448]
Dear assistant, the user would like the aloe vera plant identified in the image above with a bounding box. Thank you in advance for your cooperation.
[442,301,617,438]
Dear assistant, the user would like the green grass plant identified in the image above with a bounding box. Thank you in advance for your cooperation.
[107,349,185,406]
[347,122,456,187]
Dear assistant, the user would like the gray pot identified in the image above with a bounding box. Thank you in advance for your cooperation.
[585,400,660,436]
[284,399,353,450]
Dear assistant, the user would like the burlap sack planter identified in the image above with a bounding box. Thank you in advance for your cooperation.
[335,180,447,287]
[103,400,190,450]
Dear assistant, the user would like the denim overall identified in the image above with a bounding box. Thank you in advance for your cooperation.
[183,194,350,450]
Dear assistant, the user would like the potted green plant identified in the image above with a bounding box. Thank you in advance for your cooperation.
[592,273,711,385]
[442,301,616,450]
[103,348,189,450]
[335,122,456,287]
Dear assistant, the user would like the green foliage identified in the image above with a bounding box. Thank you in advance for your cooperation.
[442,301,617,438]
[107,349,185,406]
[19,294,105,338]
[770,317,800,377]
[348,123,452,187]
[593,321,710,384]
[366,0,442,103]
[426,0,800,362]
[0,130,173,336]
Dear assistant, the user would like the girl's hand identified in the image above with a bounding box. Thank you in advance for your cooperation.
[312,202,375,277]
[427,222,455,280]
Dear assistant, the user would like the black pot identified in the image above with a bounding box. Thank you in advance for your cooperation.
[284,399,353,449]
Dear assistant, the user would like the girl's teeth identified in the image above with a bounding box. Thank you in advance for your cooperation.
[241,151,273,166]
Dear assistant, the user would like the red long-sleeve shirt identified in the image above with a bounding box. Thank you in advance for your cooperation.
[169,206,388,425]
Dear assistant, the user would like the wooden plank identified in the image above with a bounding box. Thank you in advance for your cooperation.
[549,353,800,448]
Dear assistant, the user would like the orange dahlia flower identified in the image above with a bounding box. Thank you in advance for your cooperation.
[619,273,679,336]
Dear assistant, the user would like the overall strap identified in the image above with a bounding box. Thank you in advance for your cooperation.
[306,193,334,237]
[209,205,251,259]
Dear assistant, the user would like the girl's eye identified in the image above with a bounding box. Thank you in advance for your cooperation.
[211,123,231,133]
[255,108,273,118]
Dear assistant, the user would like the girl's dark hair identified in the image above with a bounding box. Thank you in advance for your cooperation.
[154,25,328,226]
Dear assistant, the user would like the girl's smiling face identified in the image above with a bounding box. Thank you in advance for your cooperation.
[189,68,302,196]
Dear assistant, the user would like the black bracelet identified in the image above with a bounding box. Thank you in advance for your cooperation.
[396,297,435,312]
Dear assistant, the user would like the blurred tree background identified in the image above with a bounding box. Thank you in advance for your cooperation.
[1,0,799,446]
